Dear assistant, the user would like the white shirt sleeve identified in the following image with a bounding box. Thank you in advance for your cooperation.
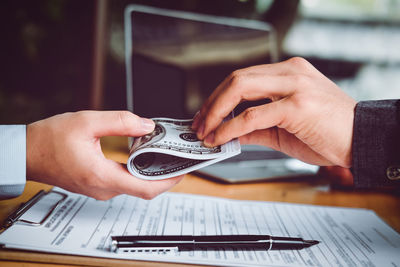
[0,125,26,199]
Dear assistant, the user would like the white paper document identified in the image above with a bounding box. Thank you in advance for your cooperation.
[1,188,399,267]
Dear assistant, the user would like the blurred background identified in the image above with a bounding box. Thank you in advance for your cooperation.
[1,0,400,125]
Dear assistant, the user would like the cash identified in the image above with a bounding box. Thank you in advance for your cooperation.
[127,117,241,180]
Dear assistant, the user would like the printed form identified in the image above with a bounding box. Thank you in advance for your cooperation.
[0,188,399,267]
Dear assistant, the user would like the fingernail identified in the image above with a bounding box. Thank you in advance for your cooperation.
[141,118,155,131]
[204,132,215,147]
[197,122,205,139]
[191,111,201,130]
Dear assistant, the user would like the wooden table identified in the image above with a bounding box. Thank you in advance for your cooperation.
[1,149,399,266]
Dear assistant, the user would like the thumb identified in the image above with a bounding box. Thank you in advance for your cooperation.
[84,111,155,137]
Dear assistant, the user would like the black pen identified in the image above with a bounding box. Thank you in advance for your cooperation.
[111,235,320,252]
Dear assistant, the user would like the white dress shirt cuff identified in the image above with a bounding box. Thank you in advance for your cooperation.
[0,125,26,199]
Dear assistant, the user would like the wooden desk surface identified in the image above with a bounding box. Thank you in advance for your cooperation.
[1,149,399,267]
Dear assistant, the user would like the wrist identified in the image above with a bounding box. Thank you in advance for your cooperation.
[26,123,42,181]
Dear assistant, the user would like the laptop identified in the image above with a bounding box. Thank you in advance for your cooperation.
[124,4,318,183]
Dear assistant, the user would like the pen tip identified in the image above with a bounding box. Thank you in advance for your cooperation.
[305,240,320,246]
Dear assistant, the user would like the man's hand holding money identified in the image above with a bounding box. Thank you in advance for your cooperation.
[26,111,183,200]
[192,57,356,168]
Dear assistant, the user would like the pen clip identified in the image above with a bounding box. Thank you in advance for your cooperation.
[268,236,273,251]
[111,240,178,253]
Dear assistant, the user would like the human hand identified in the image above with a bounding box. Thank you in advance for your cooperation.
[192,57,357,168]
[27,111,183,200]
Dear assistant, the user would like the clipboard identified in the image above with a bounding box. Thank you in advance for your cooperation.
[2,190,67,230]
[0,187,209,267]
[0,187,191,267]
[1,186,400,267]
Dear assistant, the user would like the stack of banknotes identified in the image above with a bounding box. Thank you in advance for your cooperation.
[127,118,241,180]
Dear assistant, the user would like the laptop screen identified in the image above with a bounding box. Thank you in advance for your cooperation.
[124,5,277,119]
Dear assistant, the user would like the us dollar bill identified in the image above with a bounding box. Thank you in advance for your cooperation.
[127,117,241,180]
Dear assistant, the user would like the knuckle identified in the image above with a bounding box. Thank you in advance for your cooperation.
[200,105,209,118]
[140,193,152,200]
[140,187,158,200]
[92,194,107,201]
[91,192,114,201]
[228,70,251,103]
[287,57,310,68]
[242,107,258,124]
[102,193,117,200]
[74,110,91,122]
[228,70,245,89]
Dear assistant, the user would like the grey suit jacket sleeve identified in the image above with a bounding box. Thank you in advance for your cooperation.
[352,100,400,188]
[0,125,26,199]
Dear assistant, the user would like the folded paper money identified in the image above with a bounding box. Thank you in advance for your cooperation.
[127,117,241,180]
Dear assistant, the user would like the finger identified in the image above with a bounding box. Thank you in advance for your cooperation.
[239,129,333,166]
[81,111,155,137]
[191,74,235,131]
[238,128,282,151]
[191,111,201,130]
[102,160,183,199]
[198,58,313,121]
[203,100,287,147]
[193,66,283,131]
[320,166,354,187]
[198,74,298,140]
[80,188,120,201]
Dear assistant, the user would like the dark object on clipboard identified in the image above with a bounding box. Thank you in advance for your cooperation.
[2,190,67,230]
[111,235,320,252]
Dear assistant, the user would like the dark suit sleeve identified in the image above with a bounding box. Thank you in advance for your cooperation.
[352,100,400,188]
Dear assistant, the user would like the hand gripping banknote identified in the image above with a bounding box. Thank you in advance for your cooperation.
[127,117,241,180]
